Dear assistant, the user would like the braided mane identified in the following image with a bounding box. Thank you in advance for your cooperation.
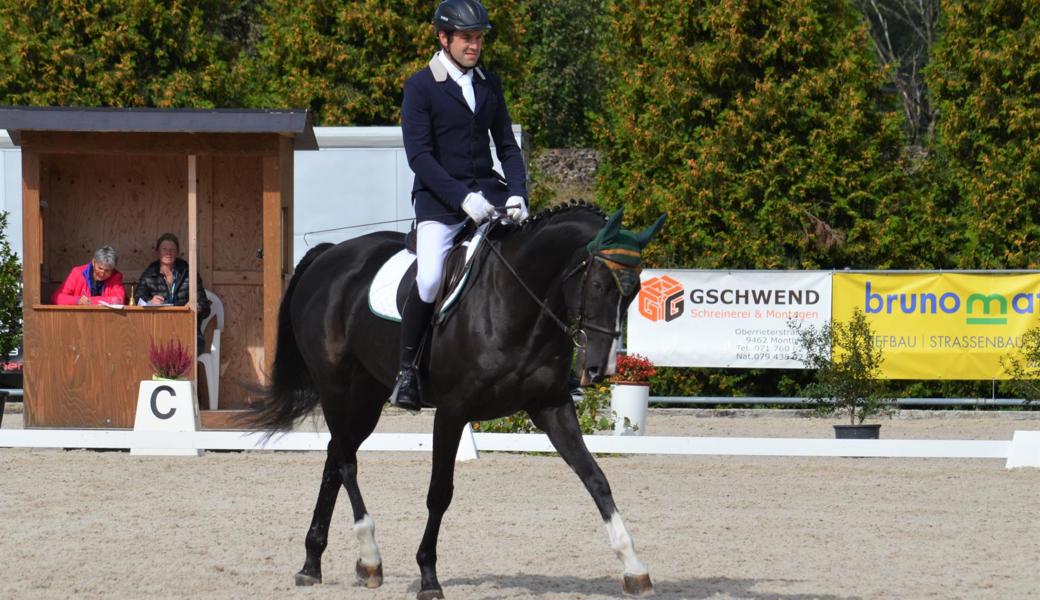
[519,199,607,231]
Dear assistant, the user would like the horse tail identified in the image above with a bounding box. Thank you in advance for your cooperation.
[249,243,334,432]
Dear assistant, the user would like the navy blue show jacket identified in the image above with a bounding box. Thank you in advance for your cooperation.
[401,55,528,224]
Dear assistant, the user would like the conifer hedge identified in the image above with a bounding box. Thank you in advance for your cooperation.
[594,0,910,271]
[926,1,1040,269]
[0,0,238,107]
[236,0,531,126]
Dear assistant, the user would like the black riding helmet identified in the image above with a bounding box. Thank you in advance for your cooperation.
[432,0,492,32]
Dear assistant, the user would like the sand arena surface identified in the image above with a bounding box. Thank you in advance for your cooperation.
[2,406,1038,599]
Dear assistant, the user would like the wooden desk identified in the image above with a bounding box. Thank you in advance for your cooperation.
[24,305,196,428]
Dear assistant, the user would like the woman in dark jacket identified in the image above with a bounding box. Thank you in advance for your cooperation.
[136,233,212,352]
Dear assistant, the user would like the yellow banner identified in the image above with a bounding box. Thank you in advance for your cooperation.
[833,273,1040,380]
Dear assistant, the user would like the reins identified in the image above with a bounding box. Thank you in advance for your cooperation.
[302,211,461,247]
[482,217,627,347]
[482,221,577,339]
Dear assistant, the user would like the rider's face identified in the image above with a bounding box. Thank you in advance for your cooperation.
[439,30,483,69]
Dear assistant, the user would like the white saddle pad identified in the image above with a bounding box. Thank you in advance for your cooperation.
[368,229,485,322]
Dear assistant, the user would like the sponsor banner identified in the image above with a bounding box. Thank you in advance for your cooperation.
[628,270,832,368]
[833,273,1040,380]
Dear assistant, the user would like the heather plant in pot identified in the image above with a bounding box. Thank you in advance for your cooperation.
[149,338,192,380]
[790,308,895,438]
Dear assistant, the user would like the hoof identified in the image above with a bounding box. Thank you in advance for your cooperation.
[294,571,321,586]
[355,560,383,589]
[623,573,654,596]
[416,589,445,600]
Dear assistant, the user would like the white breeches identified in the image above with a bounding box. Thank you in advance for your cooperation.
[416,220,467,303]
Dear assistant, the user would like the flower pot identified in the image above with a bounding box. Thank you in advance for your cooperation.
[611,383,649,436]
[0,371,22,389]
[151,375,187,381]
[834,423,881,439]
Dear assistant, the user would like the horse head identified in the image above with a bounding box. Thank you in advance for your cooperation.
[569,208,666,385]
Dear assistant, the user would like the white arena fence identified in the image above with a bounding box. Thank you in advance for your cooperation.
[651,395,1032,407]
[2,428,1038,469]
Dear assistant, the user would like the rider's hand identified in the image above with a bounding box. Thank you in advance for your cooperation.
[505,196,528,223]
[462,192,496,223]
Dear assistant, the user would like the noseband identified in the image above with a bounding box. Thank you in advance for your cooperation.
[485,232,639,348]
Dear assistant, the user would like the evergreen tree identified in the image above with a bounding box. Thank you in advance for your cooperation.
[239,0,527,126]
[237,0,427,125]
[927,1,1040,268]
[515,0,605,147]
[0,0,237,107]
[0,212,20,358]
[595,0,909,270]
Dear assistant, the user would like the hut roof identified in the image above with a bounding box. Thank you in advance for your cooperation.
[0,106,317,150]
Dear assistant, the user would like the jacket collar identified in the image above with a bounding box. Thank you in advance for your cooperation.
[429,51,485,83]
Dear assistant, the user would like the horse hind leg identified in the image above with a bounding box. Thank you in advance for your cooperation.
[333,370,389,589]
[295,438,343,586]
[342,461,384,588]
[295,372,387,589]
[529,402,653,596]
[297,447,384,589]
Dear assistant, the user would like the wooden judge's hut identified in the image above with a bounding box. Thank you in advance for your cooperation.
[0,107,316,429]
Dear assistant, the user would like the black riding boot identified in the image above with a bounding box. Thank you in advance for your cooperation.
[391,285,434,412]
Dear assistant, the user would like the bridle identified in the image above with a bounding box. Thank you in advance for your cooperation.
[483,223,641,348]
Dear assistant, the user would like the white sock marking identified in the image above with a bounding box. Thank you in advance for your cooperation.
[604,511,647,575]
[353,514,382,567]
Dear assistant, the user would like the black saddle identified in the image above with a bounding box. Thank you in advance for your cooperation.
[397,222,479,322]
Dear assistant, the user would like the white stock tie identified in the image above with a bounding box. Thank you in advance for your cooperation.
[459,71,476,112]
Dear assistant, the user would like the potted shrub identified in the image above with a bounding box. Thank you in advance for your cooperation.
[790,308,895,439]
[610,353,656,436]
[149,338,192,380]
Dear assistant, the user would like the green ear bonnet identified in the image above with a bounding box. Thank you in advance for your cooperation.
[585,209,667,296]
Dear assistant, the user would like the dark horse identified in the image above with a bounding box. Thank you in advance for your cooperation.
[252,202,665,599]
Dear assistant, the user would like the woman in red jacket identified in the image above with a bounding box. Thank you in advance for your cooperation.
[52,246,125,306]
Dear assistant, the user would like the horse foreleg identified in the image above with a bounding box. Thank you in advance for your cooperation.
[295,440,342,586]
[415,413,466,600]
[530,402,653,596]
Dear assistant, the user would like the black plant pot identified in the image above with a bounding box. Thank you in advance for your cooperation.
[833,423,881,439]
[0,371,22,389]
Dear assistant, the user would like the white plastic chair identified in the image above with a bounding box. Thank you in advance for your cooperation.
[197,290,224,410]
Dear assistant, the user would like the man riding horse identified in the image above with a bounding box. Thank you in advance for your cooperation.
[248,2,667,597]
[393,0,529,412]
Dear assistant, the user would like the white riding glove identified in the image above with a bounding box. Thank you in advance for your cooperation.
[461,192,496,223]
[505,196,529,223]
